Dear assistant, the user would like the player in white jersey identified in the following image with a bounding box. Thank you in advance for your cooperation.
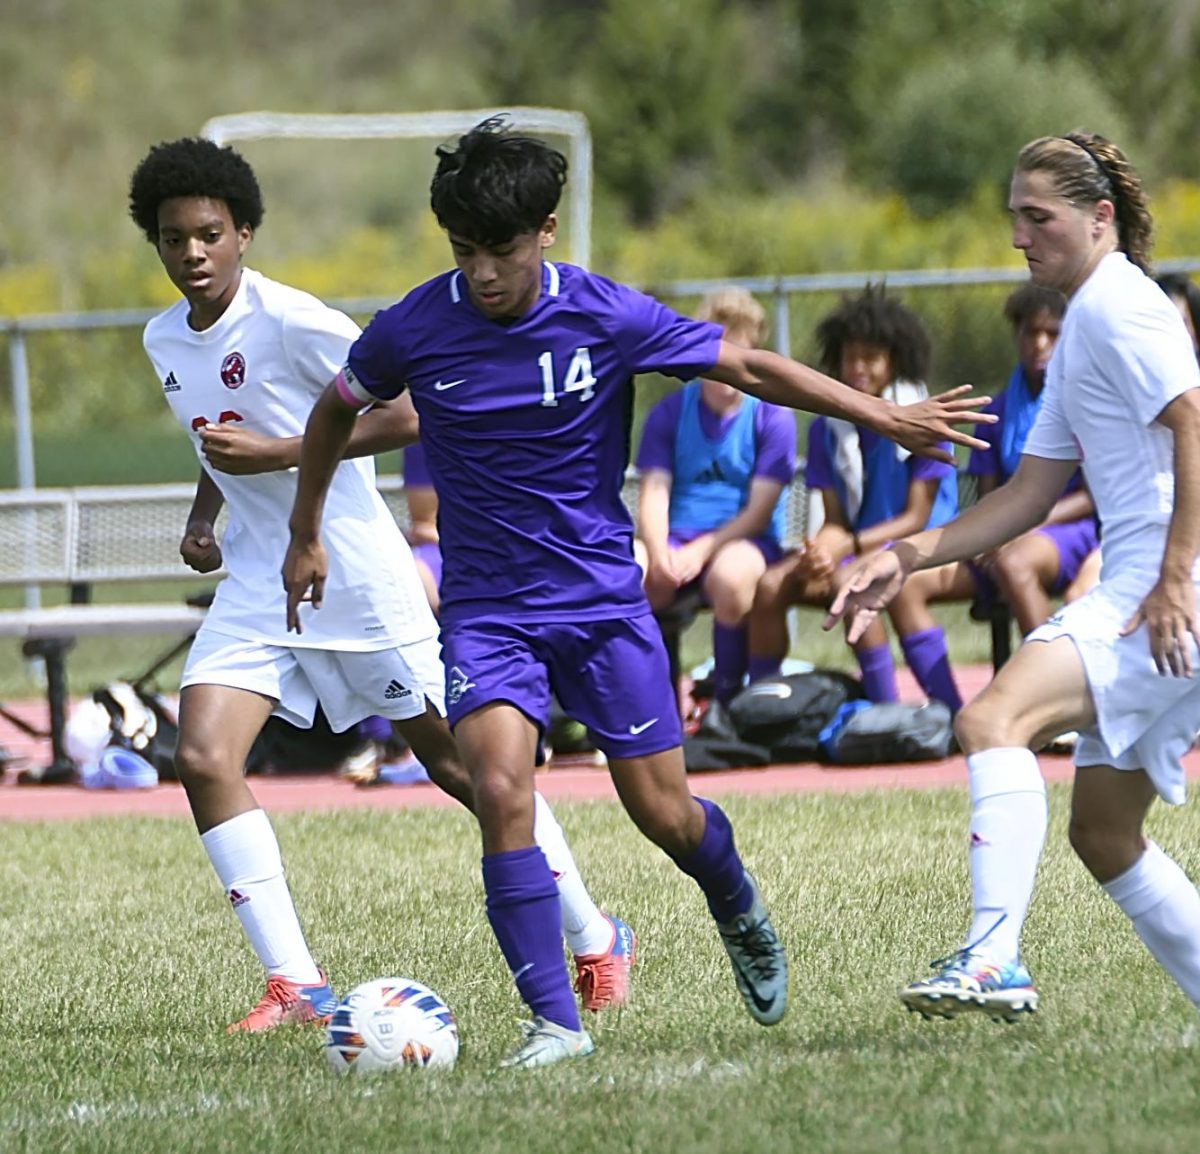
[129,137,634,1033]
[827,131,1200,1021]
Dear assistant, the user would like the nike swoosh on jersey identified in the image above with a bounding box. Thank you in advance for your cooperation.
[434,378,467,391]
[629,718,659,735]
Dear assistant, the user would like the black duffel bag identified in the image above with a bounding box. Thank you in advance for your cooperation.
[726,670,863,763]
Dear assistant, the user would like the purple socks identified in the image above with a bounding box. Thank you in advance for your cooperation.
[671,798,752,922]
[747,655,783,684]
[856,641,898,703]
[482,846,580,1031]
[713,622,749,705]
[900,626,963,713]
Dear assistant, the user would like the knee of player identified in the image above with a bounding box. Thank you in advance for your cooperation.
[953,697,1023,755]
[471,768,535,821]
[626,791,701,857]
[706,576,755,623]
[172,732,236,785]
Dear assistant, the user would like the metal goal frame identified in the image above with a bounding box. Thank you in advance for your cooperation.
[200,107,593,268]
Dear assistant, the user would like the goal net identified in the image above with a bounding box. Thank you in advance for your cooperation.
[200,107,593,268]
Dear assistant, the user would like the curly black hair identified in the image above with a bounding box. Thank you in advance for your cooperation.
[129,137,264,244]
[814,283,931,383]
[430,116,566,246]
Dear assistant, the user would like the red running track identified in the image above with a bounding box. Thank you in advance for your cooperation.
[3,665,1196,823]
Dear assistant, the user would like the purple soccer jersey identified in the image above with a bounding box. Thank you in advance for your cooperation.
[402,441,434,488]
[345,263,722,626]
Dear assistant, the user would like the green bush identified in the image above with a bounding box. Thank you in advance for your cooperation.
[866,42,1129,216]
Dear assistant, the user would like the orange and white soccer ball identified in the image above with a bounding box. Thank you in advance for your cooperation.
[324,977,459,1074]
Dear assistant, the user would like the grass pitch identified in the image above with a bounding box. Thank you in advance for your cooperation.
[2,788,1199,1154]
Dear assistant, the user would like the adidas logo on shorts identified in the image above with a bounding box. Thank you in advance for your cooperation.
[384,679,412,700]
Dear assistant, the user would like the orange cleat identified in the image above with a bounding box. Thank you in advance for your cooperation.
[226,970,338,1034]
[573,916,636,1012]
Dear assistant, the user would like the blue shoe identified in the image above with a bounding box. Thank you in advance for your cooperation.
[900,952,1038,1022]
[716,873,788,1026]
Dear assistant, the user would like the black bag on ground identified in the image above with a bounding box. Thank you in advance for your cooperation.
[818,700,954,765]
[245,706,368,775]
[682,734,773,772]
[726,670,864,762]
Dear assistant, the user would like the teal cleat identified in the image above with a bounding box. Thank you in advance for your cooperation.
[716,873,788,1026]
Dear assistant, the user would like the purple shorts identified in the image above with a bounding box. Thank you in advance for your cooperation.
[411,541,443,593]
[971,517,1099,600]
[440,613,683,758]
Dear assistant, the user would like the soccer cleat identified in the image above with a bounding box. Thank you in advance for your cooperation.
[226,969,338,1034]
[899,952,1039,1022]
[573,915,636,1012]
[498,1016,595,1069]
[716,872,788,1026]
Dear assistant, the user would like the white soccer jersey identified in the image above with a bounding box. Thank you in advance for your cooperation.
[143,268,436,650]
[1023,252,1200,575]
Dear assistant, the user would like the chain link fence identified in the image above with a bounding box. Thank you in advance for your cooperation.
[5,261,1200,489]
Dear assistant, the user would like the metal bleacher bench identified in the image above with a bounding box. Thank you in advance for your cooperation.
[1,469,1010,776]
[0,478,418,777]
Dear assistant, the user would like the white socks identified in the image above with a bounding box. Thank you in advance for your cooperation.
[200,808,322,985]
[964,748,1048,965]
[532,791,614,957]
[1104,841,1200,1007]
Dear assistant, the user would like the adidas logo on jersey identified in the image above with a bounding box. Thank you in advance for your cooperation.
[162,371,181,393]
[384,679,412,700]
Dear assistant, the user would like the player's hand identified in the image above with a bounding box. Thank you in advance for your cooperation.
[282,535,328,634]
[1121,576,1200,677]
[200,423,294,475]
[180,520,223,574]
[824,548,909,644]
[796,538,836,582]
[672,538,712,586]
[643,554,682,609]
[891,386,998,463]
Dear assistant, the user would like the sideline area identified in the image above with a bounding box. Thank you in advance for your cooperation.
[4,664,1197,822]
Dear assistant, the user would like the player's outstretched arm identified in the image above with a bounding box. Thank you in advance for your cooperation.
[283,378,359,632]
[825,454,1078,642]
[706,342,996,464]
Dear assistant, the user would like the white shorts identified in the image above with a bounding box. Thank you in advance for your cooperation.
[1027,565,1200,805]
[181,626,446,733]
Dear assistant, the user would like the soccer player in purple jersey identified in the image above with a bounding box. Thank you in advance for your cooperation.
[282,118,995,1068]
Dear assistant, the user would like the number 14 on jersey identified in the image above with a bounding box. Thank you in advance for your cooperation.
[538,347,596,407]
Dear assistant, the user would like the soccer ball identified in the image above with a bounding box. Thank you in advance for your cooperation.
[324,977,459,1074]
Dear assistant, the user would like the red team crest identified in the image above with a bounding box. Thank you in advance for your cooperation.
[220,351,247,389]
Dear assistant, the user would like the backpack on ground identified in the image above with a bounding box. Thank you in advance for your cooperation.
[817,700,954,765]
[726,670,864,763]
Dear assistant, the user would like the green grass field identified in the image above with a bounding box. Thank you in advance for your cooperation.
[3,788,1199,1154]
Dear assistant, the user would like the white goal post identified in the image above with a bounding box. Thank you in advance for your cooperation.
[200,107,594,269]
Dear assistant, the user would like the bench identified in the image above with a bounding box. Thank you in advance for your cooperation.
[0,479,417,779]
[639,469,1014,709]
